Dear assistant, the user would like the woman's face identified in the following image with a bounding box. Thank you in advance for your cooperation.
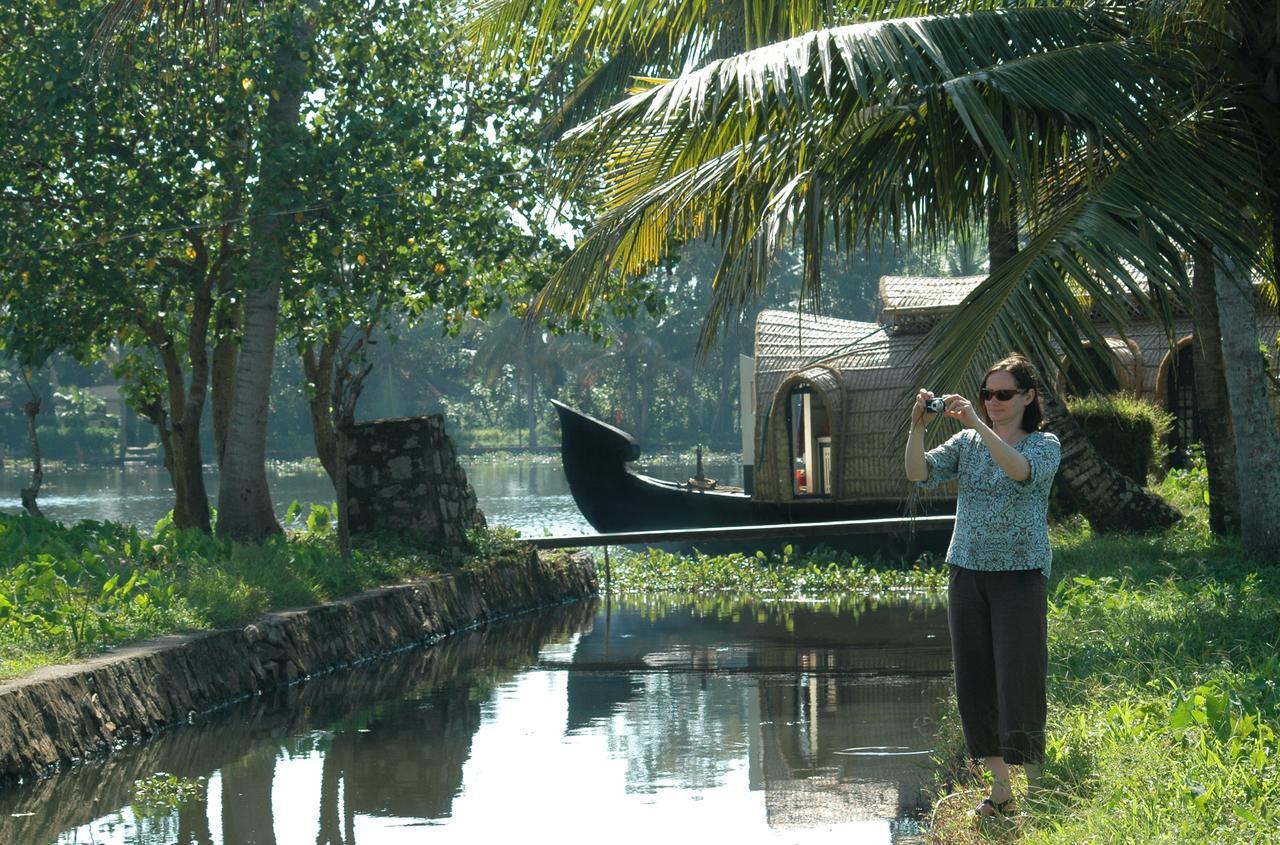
[983,369,1034,430]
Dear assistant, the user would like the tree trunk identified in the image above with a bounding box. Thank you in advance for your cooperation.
[988,200,1181,532]
[988,192,1019,270]
[171,424,211,532]
[303,330,341,484]
[525,341,538,450]
[218,278,285,540]
[1189,248,1241,535]
[335,421,352,559]
[138,399,182,523]
[1214,259,1280,560]
[20,395,43,518]
[332,344,373,561]
[171,263,215,534]
[211,301,241,469]
[142,261,215,533]
[215,7,312,541]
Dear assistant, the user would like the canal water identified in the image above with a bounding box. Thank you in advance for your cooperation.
[0,458,745,537]
[0,594,951,844]
[0,458,953,842]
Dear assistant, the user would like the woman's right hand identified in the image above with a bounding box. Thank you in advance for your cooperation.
[912,389,937,427]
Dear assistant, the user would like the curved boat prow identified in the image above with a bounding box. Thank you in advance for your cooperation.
[550,400,641,464]
[550,400,644,531]
[552,398,768,534]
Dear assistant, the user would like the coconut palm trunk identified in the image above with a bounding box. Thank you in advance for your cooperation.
[1189,249,1241,534]
[217,283,284,540]
[1214,259,1280,560]
[215,7,313,541]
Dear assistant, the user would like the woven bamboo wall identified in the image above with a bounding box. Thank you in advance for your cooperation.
[753,309,955,504]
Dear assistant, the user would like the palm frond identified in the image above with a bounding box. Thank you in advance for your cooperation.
[460,0,844,70]
[912,98,1265,398]
[536,9,1152,329]
[92,0,242,58]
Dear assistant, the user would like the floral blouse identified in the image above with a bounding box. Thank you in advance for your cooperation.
[919,429,1062,578]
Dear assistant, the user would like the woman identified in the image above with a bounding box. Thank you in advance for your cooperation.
[904,354,1061,818]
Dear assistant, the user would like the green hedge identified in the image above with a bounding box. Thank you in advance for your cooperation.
[1052,394,1174,516]
[1065,393,1174,484]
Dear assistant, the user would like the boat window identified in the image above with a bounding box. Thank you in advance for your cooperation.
[787,387,832,497]
[1166,341,1198,467]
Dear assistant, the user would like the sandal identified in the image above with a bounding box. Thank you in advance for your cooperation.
[975,796,1015,818]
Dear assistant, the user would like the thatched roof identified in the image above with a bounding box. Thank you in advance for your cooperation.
[880,270,1275,335]
[754,308,882,372]
[877,275,983,332]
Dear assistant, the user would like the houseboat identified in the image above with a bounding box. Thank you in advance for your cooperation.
[553,274,1280,541]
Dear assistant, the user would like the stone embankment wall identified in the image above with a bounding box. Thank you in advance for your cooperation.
[0,548,595,786]
[344,415,484,546]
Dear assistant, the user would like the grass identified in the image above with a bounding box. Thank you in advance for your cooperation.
[0,509,527,680]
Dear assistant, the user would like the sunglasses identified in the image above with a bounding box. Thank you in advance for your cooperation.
[979,388,1027,402]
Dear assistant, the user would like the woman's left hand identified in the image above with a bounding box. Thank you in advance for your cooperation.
[941,394,982,429]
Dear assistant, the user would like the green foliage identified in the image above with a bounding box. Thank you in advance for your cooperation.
[464,525,525,561]
[0,510,523,678]
[285,500,338,537]
[1,0,578,520]
[0,516,200,668]
[611,545,947,596]
[30,425,118,463]
[131,773,208,818]
[1065,392,1174,483]
[1052,392,1176,517]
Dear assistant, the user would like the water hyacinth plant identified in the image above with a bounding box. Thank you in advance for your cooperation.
[611,544,947,596]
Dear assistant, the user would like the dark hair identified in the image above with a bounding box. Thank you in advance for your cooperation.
[980,354,1046,432]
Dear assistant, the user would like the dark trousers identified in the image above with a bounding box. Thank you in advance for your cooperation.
[948,565,1048,765]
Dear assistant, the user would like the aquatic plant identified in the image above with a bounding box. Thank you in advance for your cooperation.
[131,772,208,818]
[610,544,947,597]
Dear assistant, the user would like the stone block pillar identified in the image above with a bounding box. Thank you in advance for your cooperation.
[343,415,485,547]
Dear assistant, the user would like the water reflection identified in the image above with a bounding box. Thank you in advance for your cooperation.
[559,595,950,829]
[3,594,950,844]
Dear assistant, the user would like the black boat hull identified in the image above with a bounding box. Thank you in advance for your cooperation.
[551,400,951,555]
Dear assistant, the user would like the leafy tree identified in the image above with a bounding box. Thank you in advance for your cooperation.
[464,0,1280,557]
[1,0,262,532]
[282,0,561,478]
[3,0,563,540]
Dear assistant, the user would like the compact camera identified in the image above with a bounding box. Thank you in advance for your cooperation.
[925,397,946,413]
